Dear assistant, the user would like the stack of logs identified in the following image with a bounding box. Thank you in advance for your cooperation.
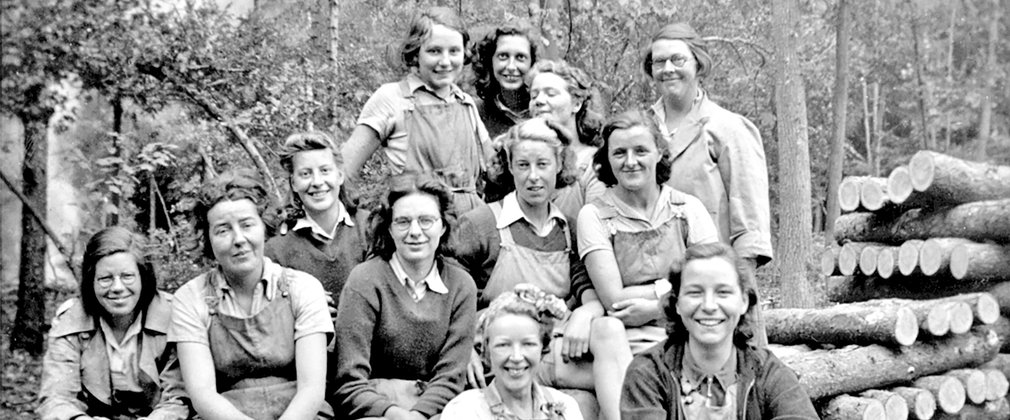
[766,151,1010,419]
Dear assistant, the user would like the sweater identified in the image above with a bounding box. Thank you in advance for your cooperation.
[264,220,367,305]
[333,257,477,418]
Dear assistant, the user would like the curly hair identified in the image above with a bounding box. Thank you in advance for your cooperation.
[401,7,470,69]
[593,109,673,187]
[662,242,757,348]
[193,168,273,260]
[278,131,359,226]
[483,118,579,201]
[471,23,540,100]
[368,173,454,261]
[475,284,568,363]
[80,227,158,321]
[641,22,713,79]
[525,60,603,147]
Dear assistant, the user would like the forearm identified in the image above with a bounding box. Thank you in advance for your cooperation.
[342,125,381,182]
[148,347,191,420]
[280,333,327,420]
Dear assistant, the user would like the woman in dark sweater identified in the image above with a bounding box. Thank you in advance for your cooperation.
[333,174,478,420]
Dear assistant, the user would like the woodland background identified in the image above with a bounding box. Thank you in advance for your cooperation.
[1,0,1007,416]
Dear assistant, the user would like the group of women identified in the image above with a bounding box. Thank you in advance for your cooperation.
[38,6,817,420]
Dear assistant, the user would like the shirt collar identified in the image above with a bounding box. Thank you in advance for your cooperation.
[405,73,472,104]
[98,314,144,349]
[484,379,566,419]
[496,192,567,235]
[681,344,739,393]
[650,89,707,135]
[291,202,354,241]
[213,257,279,301]
[599,185,686,222]
[389,254,448,295]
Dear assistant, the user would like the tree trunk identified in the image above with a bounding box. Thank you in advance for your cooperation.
[771,0,815,308]
[328,0,339,68]
[899,151,1010,209]
[891,386,937,420]
[950,242,1010,283]
[819,395,885,420]
[11,115,48,356]
[824,0,850,243]
[859,389,909,420]
[764,303,918,347]
[975,0,1000,159]
[873,83,884,176]
[909,1,935,150]
[914,375,966,414]
[109,95,122,226]
[834,200,1010,244]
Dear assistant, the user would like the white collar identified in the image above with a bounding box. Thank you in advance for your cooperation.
[495,192,566,237]
[389,254,448,295]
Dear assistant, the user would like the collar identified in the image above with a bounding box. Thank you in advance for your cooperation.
[405,73,472,104]
[389,254,448,295]
[496,192,566,235]
[213,257,280,302]
[484,379,566,419]
[493,95,529,121]
[681,344,739,394]
[597,185,688,222]
[49,291,175,338]
[650,89,707,134]
[98,313,144,347]
[292,202,354,241]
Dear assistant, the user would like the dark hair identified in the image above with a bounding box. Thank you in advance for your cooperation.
[642,22,713,79]
[80,227,158,321]
[194,169,271,260]
[472,23,540,100]
[278,131,358,225]
[593,109,673,187]
[368,173,454,261]
[526,60,602,147]
[663,242,757,348]
[401,7,470,69]
[485,118,578,200]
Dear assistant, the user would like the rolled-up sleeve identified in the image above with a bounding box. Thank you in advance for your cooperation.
[713,116,773,265]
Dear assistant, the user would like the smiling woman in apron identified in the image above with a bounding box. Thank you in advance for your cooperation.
[169,169,333,420]
[621,243,818,420]
[341,7,491,220]
[453,118,630,420]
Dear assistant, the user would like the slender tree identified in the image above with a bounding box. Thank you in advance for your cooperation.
[976,0,1000,158]
[824,0,850,241]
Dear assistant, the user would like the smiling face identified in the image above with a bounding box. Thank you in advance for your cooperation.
[207,198,265,283]
[390,192,446,269]
[417,24,465,97]
[510,139,560,211]
[93,252,143,324]
[487,313,542,398]
[675,256,749,350]
[607,125,661,192]
[493,35,532,92]
[291,149,344,218]
[529,72,578,127]
[650,39,699,100]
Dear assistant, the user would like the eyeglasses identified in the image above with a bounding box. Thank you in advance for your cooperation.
[650,54,693,69]
[391,216,440,231]
[96,272,139,288]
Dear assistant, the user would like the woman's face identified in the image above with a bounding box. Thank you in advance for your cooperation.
[207,198,265,281]
[529,73,578,127]
[607,126,661,192]
[650,39,699,100]
[93,252,143,322]
[417,24,465,97]
[676,256,748,349]
[487,313,542,397]
[390,192,446,267]
[492,35,532,92]
[510,139,560,210]
[291,149,344,217]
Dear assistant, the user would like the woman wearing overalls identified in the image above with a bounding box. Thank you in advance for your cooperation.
[577,110,719,393]
[341,7,491,220]
[453,118,630,420]
[169,170,333,420]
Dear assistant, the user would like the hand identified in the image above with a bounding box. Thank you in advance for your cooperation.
[609,298,661,327]
[325,291,337,323]
[543,118,579,146]
[465,348,486,389]
[561,307,593,362]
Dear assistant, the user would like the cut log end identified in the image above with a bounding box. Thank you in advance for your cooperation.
[914,376,966,414]
[840,177,863,212]
[974,293,1001,325]
[887,166,914,204]
[891,386,936,420]
[821,395,886,420]
[860,178,890,211]
[860,246,881,276]
[924,304,952,337]
[949,302,975,335]
[876,247,897,279]
[822,248,841,277]
[895,307,920,347]
[897,240,924,277]
[982,369,1009,401]
[908,150,937,192]
[839,244,861,276]
[859,390,908,420]
[948,368,988,404]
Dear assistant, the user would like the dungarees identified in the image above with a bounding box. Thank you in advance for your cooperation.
[596,193,690,354]
[400,80,486,219]
[480,201,572,307]
[204,270,332,419]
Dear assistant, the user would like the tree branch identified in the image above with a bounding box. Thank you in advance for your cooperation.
[703,36,769,64]
[0,169,78,281]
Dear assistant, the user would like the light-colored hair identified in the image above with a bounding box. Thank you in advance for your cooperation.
[476,284,568,363]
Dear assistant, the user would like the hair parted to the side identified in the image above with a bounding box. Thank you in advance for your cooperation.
[368,173,455,261]
[593,109,673,187]
[193,168,273,259]
[663,242,758,348]
[641,22,713,79]
[475,283,568,364]
[278,131,359,225]
[401,6,470,69]
[525,59,603,147]
[472,23,540,100]
[80,227,158,321]
[483,118,578,202]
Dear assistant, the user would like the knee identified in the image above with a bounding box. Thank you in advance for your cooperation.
[590,316,628,346]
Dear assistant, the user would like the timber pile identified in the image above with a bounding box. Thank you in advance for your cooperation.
[778,151,1010,419]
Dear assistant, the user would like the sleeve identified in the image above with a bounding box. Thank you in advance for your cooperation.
[567,220,594,306]
[333,274,394,418]
[167,281,210,345]
[411,270,477,417]
[37,333,89,420]
[576,204,613,259]
[712,115,773,264]
[581,165,606,206]
[356,83,400,143]
[761,352,820,419]
[682,195,720,247]
[147,343,192,420]
[449,210,494,291]
[620,355,670,420]
[290,271,336,341]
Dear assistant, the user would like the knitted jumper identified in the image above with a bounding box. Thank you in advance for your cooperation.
[264,222,367,305]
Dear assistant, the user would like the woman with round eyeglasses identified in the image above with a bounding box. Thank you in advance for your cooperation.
[470,23,540,139]
[38,227,190,420]
[334,174,477,420]
[644,22,772,345]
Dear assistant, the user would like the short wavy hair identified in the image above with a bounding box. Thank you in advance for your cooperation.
[80,227,158,321]
[475,284,568,364]
[401,7,470,69]
[368,173,454,261]
[278,131,359,223]
[194,169,272,260]
[663,242,757,348]
[525,60,602,147]
[593,109,673,187]
[471,23,540,100]
[642,22,713,79]
[484,118,578,201]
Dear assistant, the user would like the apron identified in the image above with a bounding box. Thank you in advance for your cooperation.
[204,270,332,420]
[597,194,690,354]
[400,80,486,220]
[481,201,572,307]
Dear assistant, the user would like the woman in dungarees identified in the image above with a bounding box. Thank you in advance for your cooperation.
[578,110,719,357]
[341,7,491,220]
[621,243,818,420]
[470,23,540,139]
[453,118,630,420]
[442,284,584,420]
[169,169,333,420]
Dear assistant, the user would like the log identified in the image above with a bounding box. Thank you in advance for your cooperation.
[921,302,952,337]
[913,375,966,414]
[906,150,1010,207]
[919,238,972,277]
[947,302,975,335]
[860,177,893,212]
[827,277,1006,324]
[834,199,1010,245]
[823,247,843,276]
[876,246,899,279]
[821,395,887,420]
[781,325,1002,400]
[840,176,869,212]
[768,343,814,360]
[950,242,1010,282]
[860,245,883,277]
[979,354,1010,386]
[831,294,988,336]
[984,282,1010,317]
[859,390,909,420]
[933,398,1010,420]
[840,242,888,276]
[898,240,925,277]
[848,297,952,337]
[765,304,918,346]
[887,166,915,206]
[980,369,1009,401]
[947,368,988,404]
[890,386,937,420]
